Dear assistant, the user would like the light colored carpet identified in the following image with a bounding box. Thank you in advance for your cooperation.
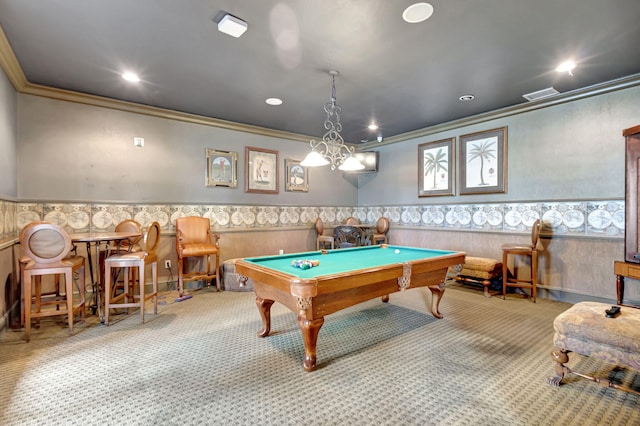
[0,284,638,425]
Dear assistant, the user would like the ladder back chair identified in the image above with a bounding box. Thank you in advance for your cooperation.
[502,219,542,302]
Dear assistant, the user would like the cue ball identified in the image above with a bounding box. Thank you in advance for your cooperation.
[394,249,400,254]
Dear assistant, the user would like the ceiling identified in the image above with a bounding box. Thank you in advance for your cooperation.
[1,0,640,145]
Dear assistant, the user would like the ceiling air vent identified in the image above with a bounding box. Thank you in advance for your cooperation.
[522,87,559,101]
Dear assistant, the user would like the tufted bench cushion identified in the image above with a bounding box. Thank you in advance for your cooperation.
[451,256,502,297]
[553,301,640,369]
[548,301,640,393]
[221,258,254,292]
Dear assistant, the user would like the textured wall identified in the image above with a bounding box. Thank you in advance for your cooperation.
[357,86,640,205]
[17,94,357,205]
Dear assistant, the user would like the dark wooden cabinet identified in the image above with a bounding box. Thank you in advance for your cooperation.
[616,125,640,308]
[624,124,640,263]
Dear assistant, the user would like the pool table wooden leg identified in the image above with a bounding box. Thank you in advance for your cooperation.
[428,281,446,319]
[256,297,274,337]
[298,316,324,372]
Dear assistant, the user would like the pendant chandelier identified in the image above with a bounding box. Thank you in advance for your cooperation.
[301,70,365,171]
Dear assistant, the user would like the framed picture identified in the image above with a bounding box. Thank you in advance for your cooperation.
[245,146,279,194]
[205,148,238,188]
[285,159,309,192]
[418,138,454,197]
[459,127,507,195]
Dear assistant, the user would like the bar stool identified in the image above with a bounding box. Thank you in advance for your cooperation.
[104,222,160,325]
[21,222,86,342]
[175,216,221,296]
[502,219,542,302]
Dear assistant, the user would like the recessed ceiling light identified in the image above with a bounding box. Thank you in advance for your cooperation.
[265,97,283,105]
[368,123,379,130]
[459,94,475,101]
[555,60,576,76]
[121,72,140,82]
[402,3,434,23]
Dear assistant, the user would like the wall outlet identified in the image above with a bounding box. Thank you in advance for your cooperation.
[165,260,171,269]
[279,249,284,255]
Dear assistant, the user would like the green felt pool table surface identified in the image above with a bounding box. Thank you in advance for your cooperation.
[242,245,459,278]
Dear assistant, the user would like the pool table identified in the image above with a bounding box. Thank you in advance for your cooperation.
[235,244,465,372]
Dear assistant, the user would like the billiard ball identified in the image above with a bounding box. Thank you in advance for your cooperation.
[395,249,400,254]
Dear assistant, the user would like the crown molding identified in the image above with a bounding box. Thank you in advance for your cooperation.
[0,24,313,144]
[359,73,640,150]
[0,25,27,89]
[20,82,314,142]
[2,23,639,149]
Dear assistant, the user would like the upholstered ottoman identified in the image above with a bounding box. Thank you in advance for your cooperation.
[221,258,254,292]
[548,301,640,394]
[451,256,502,297]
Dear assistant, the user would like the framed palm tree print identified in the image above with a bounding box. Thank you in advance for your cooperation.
[418,138,454,197]
[459,127,507,195]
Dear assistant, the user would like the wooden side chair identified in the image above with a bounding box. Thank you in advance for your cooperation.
[372,217,390,245]
[20,222,86,342]
[175,216,221,296]
[103,221,160,325]
[102,219,143,291]
[315,218,334,250]
[502,219,542,302]
[112,219,143,252]
[344,216,360,225]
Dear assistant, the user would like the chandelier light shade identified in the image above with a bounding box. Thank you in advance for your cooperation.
[301,70,365,171]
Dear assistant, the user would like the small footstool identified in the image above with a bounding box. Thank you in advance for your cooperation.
[548,301,640,394]
[452,256,502,297]
[221,258,254,292]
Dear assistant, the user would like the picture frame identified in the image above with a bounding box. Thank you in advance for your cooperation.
[205,148,238,188]
[418,138,455,197]
[284,159,309,192]
[245,146,279,194]
[459,127,507,195]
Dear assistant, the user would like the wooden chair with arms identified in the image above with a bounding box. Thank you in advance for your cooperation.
[502,219,542,302]
[103,221,160,325]
[175,216,221,296]
[334,225,363,248]
[20,222,86,342]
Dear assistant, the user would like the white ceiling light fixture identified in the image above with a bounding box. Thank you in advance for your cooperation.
[265,97,283,105]
[368,123,379,130]
[218,13,248,38]
[459,94,475,101]
[402,3,434,23]
[301,70,364,171]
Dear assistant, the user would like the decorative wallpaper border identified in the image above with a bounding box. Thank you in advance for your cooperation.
[0,199,624,242]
